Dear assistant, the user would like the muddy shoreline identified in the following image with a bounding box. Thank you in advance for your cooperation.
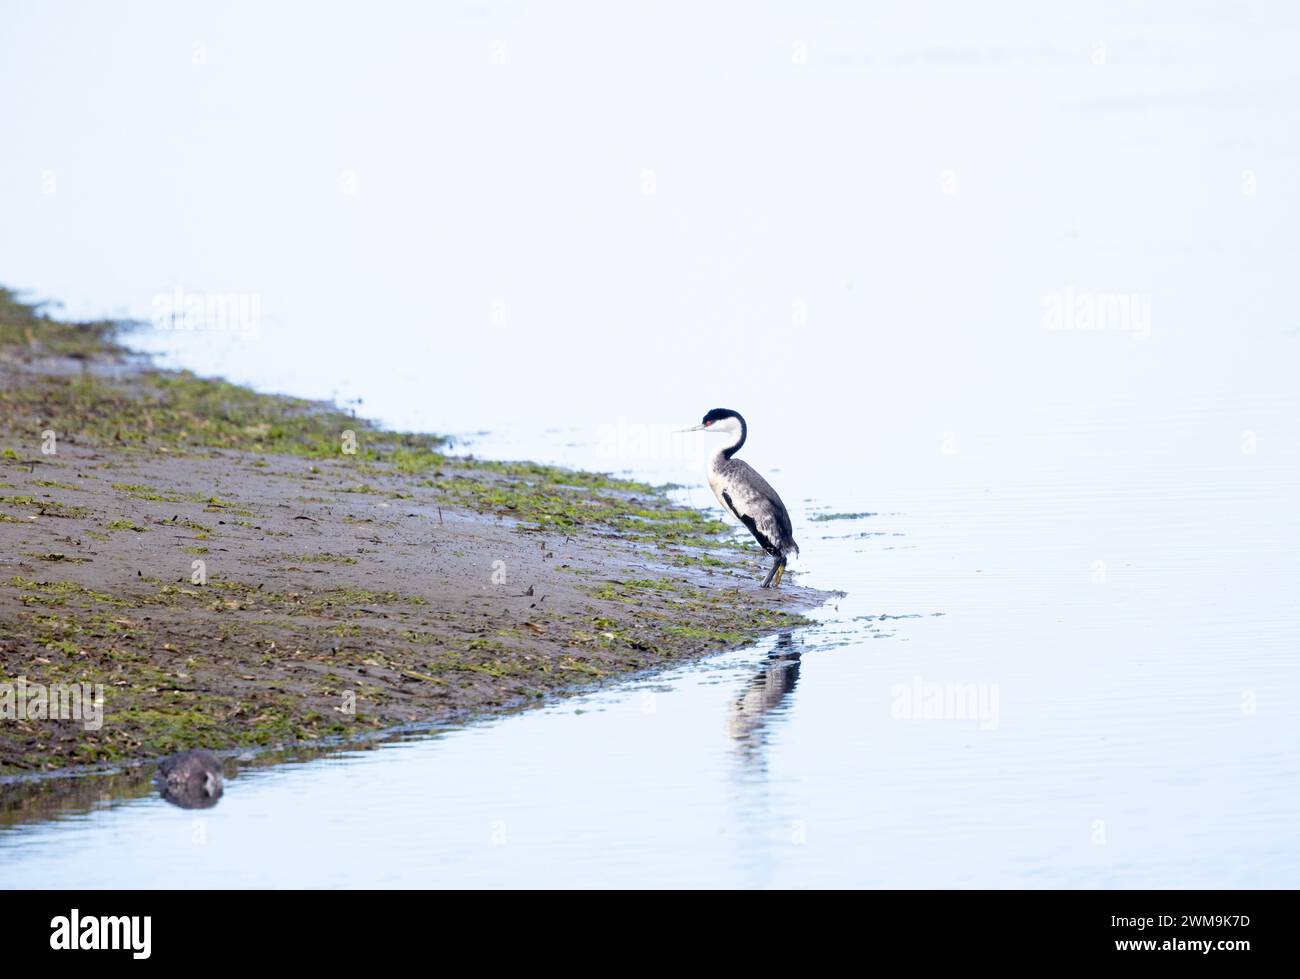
[0,289,827,779]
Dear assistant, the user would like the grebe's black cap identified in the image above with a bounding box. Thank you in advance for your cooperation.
[701,408,741,427]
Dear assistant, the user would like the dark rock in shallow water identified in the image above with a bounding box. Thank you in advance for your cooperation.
[156,749,224,809]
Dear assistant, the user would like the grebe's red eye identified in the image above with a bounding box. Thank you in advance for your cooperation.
[703,420,712,427]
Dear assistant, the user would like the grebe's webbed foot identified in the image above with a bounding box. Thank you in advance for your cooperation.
[772,557,787,588]
[761,556,779,588]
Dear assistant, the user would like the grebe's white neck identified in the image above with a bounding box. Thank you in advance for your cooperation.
[709,414,746,463]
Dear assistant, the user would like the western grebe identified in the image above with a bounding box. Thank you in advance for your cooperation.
[680,408,798,588]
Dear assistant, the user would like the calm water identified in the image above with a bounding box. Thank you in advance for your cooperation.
[2,1,1298,886]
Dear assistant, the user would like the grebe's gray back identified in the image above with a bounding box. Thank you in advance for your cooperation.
[680,408,798,588]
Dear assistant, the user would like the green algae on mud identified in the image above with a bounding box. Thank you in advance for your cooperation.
[0,288,825,776]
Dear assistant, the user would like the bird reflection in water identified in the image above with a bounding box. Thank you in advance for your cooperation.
[726,632,802,758]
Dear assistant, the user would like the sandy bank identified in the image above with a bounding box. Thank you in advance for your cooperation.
[0,289,826,776]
